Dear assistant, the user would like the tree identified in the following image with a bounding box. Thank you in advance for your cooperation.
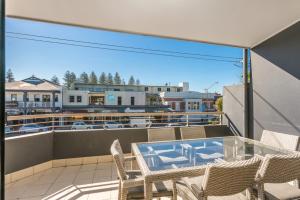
[99,72,107,84]
[128,75,135,85]
[136,79,141,85]
[89,71,98,84]
[80,72,89,83]
[70,72,77,86]
[121,79,126,85]
[215,97,223,111]
[51,75,60,85]
[63,71,72,88]
[6,68,15,82]
[107,73,113,85]
[113,72,121,85]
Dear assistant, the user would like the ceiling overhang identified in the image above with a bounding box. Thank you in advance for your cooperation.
[6,0,300,48]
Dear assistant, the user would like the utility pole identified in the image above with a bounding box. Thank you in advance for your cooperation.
[243,49,249,138]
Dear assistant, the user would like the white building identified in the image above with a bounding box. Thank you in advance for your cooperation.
[105,91,145,106]
[5,76,62,114]
[160,91,217,112]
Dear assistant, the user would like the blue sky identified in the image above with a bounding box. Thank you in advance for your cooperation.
[5,18,243,93]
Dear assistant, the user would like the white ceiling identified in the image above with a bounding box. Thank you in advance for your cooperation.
[6,0,300,48]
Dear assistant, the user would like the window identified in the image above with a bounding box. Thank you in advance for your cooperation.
[69,96,75,103]
[177,88,181,92]
[157,88,161,92]
[167,88,170,92]
[42,95,51,102]
[11,94,17,101]
[55,95,59,102]
[77,96,82,103]
[130,97,135,106]
[145,87,148,92]
[118,96,122,105]
[34,94,40,102]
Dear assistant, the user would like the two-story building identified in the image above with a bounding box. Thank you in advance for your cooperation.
[160,91,218,112]
[5,76,62,115]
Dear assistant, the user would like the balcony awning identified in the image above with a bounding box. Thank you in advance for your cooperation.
[6,0,300,48]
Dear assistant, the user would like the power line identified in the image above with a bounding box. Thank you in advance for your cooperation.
[7,35,242,64]
[6,31,242,60]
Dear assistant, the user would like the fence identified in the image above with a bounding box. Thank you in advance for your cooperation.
[5,111,223,135]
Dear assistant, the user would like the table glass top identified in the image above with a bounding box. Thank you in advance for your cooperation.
[135,136,290,172]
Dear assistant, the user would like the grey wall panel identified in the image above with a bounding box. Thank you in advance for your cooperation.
[223,85,245,136]
[251,22,300,140]
[53,129,148,159]
[5,132,53,174]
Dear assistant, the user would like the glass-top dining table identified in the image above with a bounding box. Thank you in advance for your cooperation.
[131,136,293,200]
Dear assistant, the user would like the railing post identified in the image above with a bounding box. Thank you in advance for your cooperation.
[186,114,189,126]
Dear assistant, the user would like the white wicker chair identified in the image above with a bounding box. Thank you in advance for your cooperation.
[110,139,174,200]
[260,130,300,151]
[180,126,206,140]
[148,128,176,142]
[256,153,300,200]
[176,156,261,200]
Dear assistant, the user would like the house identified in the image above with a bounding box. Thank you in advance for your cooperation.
[5,76,62,114]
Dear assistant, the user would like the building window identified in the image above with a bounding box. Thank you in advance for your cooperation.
[130,97,135,106]
[55,95,59,102]
[11,94,17,102]
[167,88,170,92]
[42,95,51,102]
[177,88,181,92]
[145,87,148,91]
[157,88,161,92]
[34,94,40,102]
[118,96,122,106]
[77,96,82,103]
[69,96,75,103]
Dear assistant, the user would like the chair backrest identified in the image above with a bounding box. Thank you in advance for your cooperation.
[148,128,176,142]
[110,139,127,180]
[180,126,206,140]
[198,157,261,197]
[260,130,300,151]
[257,153,300,184]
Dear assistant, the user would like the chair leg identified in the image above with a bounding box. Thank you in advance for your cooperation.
[121,187,128,200]
[172,180,177,200]
[246,187,255,200]
[257,183,265,200]
[118,181,122,200]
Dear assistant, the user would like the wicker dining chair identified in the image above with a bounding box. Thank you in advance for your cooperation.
[148,128,176,142]
[176,156,261,200]
[110,139,175,200]
[260,130,300,151]
[180,126,206,140]
[256,153,300,200]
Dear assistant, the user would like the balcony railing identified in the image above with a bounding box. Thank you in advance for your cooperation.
[5,111,223,135]
[5,101,60,108]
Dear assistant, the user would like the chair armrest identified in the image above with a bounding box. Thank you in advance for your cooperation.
[123,177,144,188]
[126,170,142,179]
[124,155,136,162]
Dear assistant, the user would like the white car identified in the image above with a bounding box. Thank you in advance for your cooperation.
[71,121,93,130]
[165,123,182,127]
[104,121,123,129]
[129,117,152,128]
[19,124,49,134]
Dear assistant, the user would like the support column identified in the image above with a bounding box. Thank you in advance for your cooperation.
[0,0,5,198]
[243,49,249,138]
[52,91,56,112]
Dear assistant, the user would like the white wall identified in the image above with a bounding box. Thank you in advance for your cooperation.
[63,90,89,106]
[105,91,145,106]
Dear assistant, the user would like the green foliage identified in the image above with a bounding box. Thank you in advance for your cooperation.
[107,73,114,85]
[63,70,76,89]
[136,79,141,85]
[128,75,135,85]
[113,72,121,85]
[6,68,15,82]
[89,71,98,84]
[215,97,223,111]
[79,72,89,83]
[51,75,60,85]
[99,72,107,84]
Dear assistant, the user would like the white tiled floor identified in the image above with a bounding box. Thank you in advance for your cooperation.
[5,162,120,200]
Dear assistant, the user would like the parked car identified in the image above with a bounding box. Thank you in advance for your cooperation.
[104,121,123,129]
[71,121,93,130]
[129,117,152,128]
[165,123,182,127]
[19,124,49,134]
[5,126,11,134]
